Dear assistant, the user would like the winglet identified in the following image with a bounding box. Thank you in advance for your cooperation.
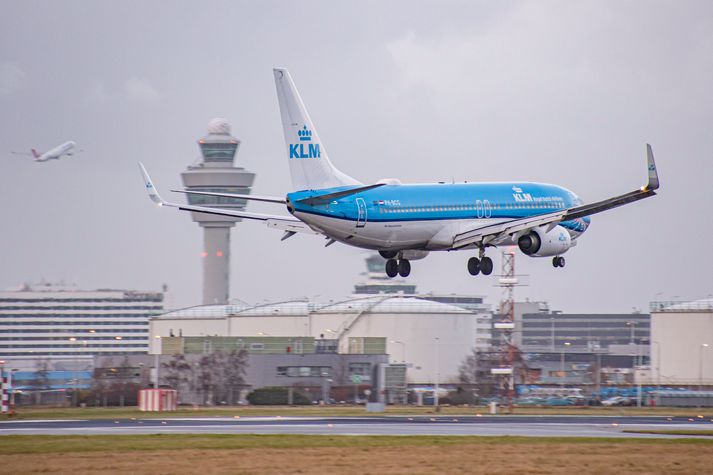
[138,162,165,205]
[644,144,659,191]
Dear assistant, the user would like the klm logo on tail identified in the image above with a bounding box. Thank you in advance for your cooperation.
[290,125,321,159]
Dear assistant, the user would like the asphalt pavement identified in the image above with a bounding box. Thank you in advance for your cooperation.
[2,415,713,438]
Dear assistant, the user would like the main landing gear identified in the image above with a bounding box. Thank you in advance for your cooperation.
[467,246,493,276]
[467,256,493,276]
[552,256,566,268]
[385,258,410,278]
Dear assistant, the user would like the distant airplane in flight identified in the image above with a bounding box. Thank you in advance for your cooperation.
[12,141,81,162]
[140,68,660,279]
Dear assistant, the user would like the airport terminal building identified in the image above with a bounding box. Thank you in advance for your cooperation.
[0,282,164,369]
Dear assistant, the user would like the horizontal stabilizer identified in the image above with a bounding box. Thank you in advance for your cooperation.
[139,163,315,233]
[297,183,385,206]
[172,189,286,204]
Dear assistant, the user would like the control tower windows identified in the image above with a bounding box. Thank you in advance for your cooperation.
[186,187,251,207]
[199,142,238,162]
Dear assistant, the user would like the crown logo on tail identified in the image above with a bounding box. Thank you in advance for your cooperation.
[298,125,312,141]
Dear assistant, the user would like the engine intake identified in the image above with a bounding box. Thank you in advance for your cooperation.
[517,226,572,257]
[518,233,541,255]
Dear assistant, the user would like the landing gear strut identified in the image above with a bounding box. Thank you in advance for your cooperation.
[552,256,565,268]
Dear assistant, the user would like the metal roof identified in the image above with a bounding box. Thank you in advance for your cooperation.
[154,295,470,320]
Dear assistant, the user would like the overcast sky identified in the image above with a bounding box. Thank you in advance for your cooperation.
[1,1,711,313]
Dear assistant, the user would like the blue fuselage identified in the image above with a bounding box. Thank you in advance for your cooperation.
[288,182,590,241]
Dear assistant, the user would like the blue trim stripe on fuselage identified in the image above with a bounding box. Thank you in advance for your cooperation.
[288,182,590,231]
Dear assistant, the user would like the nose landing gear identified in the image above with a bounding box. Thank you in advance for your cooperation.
[552,256,566,268]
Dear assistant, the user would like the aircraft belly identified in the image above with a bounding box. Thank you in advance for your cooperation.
[294,212,437,250]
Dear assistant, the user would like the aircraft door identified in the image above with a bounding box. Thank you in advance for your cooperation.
[356,198,367,228]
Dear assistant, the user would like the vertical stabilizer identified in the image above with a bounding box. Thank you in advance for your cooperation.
[273,68,361,191]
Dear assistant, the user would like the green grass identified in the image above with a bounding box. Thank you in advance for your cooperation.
[4,405,713,421]
[623,430,713,436]
[2,434,713,455]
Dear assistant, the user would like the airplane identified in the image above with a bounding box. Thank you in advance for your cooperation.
[12,141,80,162]
[139,68,660,279]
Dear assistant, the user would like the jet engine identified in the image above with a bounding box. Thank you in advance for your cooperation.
[517,226,572,257]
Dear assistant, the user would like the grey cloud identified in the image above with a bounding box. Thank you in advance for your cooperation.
[0,62,25,96]
[1,1,711,314]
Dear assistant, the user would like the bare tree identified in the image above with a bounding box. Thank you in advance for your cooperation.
[458,349,501,399]
[220,349,248,405]
[162,355,192,392]
[195,353,220,405]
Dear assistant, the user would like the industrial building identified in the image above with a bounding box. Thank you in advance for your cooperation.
[150,294,491,386]
[519,311,650,356]
[649,298,713,386]
[0,282,164,369]
[152,336,392,404]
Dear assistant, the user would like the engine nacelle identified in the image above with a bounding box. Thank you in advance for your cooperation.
[517,226,572,257]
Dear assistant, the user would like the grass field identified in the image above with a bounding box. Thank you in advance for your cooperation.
[2,435,713,474]
[4,405,713,420]
[624,429,713,436]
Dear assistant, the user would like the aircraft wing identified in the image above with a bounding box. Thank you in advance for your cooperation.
[171,189,286,204]
[452,211,568,250]
[451,144,660,250]
[139,163,318,235]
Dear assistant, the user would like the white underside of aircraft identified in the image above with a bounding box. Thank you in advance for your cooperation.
[12,140,81,162]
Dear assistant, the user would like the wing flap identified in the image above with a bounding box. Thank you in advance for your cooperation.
[452,211,566,250]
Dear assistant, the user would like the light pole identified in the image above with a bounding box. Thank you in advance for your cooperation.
[652,340,661,391]
[434,337,440,410]
[699,343,709,390]
[560,342,571,389]
[68,337,79,406]
[550,317,555,352]
[626,320,638,367]
[389,340,406,363]
[153,335,162,388]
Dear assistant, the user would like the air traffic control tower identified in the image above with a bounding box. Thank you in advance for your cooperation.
[181,118,255,305]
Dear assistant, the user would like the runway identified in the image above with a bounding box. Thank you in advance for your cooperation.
[2,415,713,438]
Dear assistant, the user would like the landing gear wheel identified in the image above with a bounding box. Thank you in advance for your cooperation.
[552,256,565,267]
[385,259,399,278]
[398,259,411,277]
[479,256,494,275]
[379,250,398,259]
[467,257,480,276]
